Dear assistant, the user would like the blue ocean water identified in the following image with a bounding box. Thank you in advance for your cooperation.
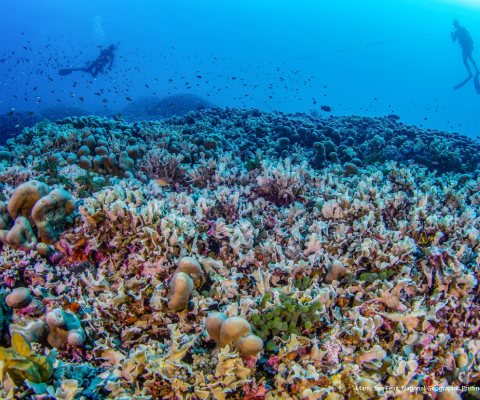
[0,0,479,135]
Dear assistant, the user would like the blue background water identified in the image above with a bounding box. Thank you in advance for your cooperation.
[0,0,479,135]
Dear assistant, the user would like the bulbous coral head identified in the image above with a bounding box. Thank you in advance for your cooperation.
[343,162,358,176]
[235,334,264,356]
[31,188,75,244]
[7,180,50,226]
[36,242,53,257]
[205,312,227,342]
[119,151,135,173]
[45,308,85,349]
[167,272,194,311]
[437,392,462,400]
[9,320,49,344]
[6,287,32,309]
[208,315,264,356]
[219,316,252,348]
[5,286,45,316]
[2,216,38,250]
[176,257,203,287]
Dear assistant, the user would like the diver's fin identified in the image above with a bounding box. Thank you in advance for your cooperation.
[474,73,480,94]
[59,68,86,76]
[59,69,75,76]
[453,75,473,90]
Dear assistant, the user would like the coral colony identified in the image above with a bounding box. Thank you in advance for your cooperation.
[0,107,480,400]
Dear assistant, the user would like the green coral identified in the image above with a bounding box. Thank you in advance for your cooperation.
[250,293,322,343]
[245,154,264,172]
[35,161,73,189]
[293,276,311,291]
[363,150,386,166]
[359,269,396,283]
[74,170,111,198]
[0,332,56,386]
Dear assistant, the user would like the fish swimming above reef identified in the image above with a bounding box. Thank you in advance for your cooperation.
[321,105,332,112]
[387,114,401,120]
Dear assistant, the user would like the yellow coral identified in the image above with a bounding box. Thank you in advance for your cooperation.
[0,332,56,385]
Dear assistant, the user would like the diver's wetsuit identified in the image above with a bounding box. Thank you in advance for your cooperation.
[59,44,117,77]
[452,22,478,76]
[82,45,116,78]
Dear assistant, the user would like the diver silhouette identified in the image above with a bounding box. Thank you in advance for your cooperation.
[451,19,478,78]
[59,44,118,77]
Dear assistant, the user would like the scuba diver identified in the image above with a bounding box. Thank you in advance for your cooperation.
[59,44,118,77]
[451,19,478,77]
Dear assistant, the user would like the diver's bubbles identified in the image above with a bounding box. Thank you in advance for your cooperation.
[93,15,104,39]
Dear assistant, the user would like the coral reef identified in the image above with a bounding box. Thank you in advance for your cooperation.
[0,107,480,399]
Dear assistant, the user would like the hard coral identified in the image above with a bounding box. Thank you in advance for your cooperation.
[45,308,85,349]
[31,188,75,244]
[6,287,45,316]
[206,313,264,357]
[0,332,55,385]
[167,272,194,311]
[5,287,32,308]
[10,320,49,343]
[176,256,203,286]
[7,180,50,225]
[167,257,204,311]
[0,216,37,250]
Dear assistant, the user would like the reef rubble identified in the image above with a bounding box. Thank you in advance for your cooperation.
[0,107,479,399]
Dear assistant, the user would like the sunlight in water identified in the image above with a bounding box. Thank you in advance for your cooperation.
[440,0,480,8]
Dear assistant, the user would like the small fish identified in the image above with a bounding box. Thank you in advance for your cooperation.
[196,75,202,78]
[102,99,108,103]
[126,97,132,101]
[145,84,149,88]
[321,105,332,112]
[8,111,13,115]
[156,178,170,186]
[29,112,34,115]
[169,103,174,107]
[15,124,19,128]
[79,97,84,102]
[373,235,387,244]
[432,161,439,165]
[33,86,38,91]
